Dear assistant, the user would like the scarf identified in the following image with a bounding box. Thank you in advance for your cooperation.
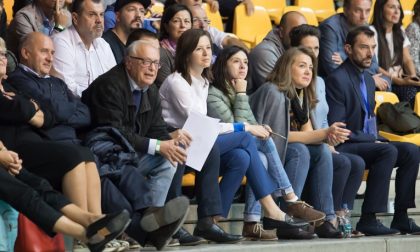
[290,89,308,127]
[160,39,177,57]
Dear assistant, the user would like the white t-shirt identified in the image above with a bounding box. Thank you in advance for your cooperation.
[370,25,410,74]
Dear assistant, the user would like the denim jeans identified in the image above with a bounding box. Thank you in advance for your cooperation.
[244,137,294,222]
[217,132,276,217]
[284,143,336,221]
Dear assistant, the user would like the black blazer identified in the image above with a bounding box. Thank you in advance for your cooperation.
[82,64,170,154]
[326,59,377,143]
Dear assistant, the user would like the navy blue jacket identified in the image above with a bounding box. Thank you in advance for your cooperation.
[8,67,90,143]
[326,59,378,143]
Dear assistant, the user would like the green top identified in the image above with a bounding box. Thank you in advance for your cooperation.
[207,83,257,125]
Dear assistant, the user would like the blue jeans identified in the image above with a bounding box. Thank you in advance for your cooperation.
[244,138,294,222]
[284,143,335,221]
[216,132,276,217]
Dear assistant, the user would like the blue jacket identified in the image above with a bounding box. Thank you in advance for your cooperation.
[8,66,90,144]
[84,126,140,177]
[319,14,382,79]
[326,59,378,143]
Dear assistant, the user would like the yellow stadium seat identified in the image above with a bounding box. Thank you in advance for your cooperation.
[414,92,420,116]
[182,173,247,187]
[146,1,164,17]
[336,7,344,13]
[375,91,420,145]
[202,3,224,31]
[401,0,415,11]
[295,0,336,22]
[402,10,413,28]
[253,0,286,24]
[233,4,272,48]
[3,0,13,23]
[282,6,319,26]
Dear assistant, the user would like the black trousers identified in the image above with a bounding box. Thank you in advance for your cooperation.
[166,144,222,219]
[219,0,239,32]
[0,168,70,236]
[336,142,419,213]
[332,152,365,210]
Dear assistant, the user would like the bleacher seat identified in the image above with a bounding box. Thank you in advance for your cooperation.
[3,0,12,23]
[414,93,420,116]
[282,6,319,26]
[402,10,413,28]
[294,0,336,22]
[253,0,286,24]
[375,91,420,146]
[233,4,272,48]
[202,3,224,31]
[146,1,164,17]
[401,0,416,11]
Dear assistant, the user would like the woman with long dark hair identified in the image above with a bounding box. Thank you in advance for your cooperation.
[160,29,314,240]
[371,0,420,106]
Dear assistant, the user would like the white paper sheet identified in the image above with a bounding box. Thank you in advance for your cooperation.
[182,111,220,171]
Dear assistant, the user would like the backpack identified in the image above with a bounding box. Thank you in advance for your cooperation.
[376,102,420,135]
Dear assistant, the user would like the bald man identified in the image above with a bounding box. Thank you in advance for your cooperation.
[248,11,307,94]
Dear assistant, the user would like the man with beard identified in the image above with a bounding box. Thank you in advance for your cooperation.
[103,0,150,63]
[51,0,116,97]
[326,26,420,236]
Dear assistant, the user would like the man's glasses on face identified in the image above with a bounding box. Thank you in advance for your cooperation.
[129,56,161,69]
[192,17,211,25]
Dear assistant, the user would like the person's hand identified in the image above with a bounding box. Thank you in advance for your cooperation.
[372,73,389,91]
[169,129,192,148]
[327,122,351,143]
[150,13,162,30]
[245,124,270,139]
[159,139,188,166]
[232,79,247,93]
[28,109,45,128]
[0,150,23,176]
[207,0,219,12]
[328,145,339,154]
[243,0,254,16]
[54,0,69,27]
[331,52,343,65]
[402,76,420,86]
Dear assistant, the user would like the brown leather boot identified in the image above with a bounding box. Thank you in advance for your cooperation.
[286,201,326,223]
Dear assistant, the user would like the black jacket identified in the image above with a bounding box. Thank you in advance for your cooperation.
[8,67,90,144]
[82,64,170,154]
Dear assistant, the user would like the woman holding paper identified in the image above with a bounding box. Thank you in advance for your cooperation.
[207,45,325,240]
[160,29,316,240]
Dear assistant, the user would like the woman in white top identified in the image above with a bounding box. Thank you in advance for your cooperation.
[371,0,420,106]
[160,29,313,239]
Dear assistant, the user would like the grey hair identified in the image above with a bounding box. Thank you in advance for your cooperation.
[125,39,159,56]
[0,37,5,51]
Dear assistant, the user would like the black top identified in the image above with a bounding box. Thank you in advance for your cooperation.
[103,29,125,64]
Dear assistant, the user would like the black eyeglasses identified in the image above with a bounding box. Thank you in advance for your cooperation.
[129,56,161,69]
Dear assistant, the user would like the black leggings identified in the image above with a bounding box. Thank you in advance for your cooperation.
[0,168,70,236]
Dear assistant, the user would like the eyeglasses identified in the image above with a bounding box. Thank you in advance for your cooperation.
[192,18,211,25]
[129,56,161,69]
[0,51,6,59]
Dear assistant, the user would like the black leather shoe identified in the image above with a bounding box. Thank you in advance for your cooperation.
[86,210,131,252]
[315,221,343,238]
[276,227,318,240]
[262,215,309,230]
[147,211,189,251]
[140,196,189,232]
[356,219,400,236]
[391,218,420,235]
[173,227,208,245]
[193,219,243,243]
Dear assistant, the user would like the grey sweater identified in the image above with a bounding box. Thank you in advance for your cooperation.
[249,82,289,162]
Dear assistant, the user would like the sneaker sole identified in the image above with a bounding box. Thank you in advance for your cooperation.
[156,207,190,251]
[140,196,189,232]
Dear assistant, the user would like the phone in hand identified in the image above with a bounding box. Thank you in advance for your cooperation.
[402,74,420,82]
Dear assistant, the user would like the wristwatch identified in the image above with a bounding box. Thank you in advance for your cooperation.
[54,24,65,32]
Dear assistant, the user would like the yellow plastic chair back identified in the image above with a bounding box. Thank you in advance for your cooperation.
[146,1,164,17]
[233,4,272,48]
[253,0,286,24]
[3,0,13,23]
[295,0,336,22]
[202,3,224,31]
[282,6,319,26]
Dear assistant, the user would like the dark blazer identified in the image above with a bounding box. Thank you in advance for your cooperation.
[81,63,170,154]
[326,58,377,143]
[8,67,90,143]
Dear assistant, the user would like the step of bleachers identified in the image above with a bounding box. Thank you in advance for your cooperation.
[137,236,420,252]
